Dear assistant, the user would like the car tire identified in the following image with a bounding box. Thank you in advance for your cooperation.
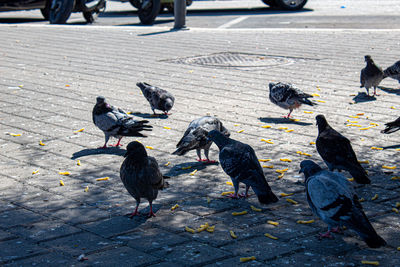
[80,0,106,23]
[49,0,74,24]
[40,0,51,20]
[261,0,278,8]
[274,0,307,10]
[138,0,160,25]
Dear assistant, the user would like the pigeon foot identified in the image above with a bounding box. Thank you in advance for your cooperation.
[148,211,156,218]
[318,231,334,239]
[330,226,342,234]
[164,112,172,115]
[227,193,245,199]
[129,211,140,218]
[109,143,123,147]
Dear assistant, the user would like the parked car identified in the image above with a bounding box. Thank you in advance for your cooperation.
[262,0,307,10]
[0,0,106,23]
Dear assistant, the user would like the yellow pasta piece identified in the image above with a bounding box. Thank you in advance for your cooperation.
[392,208,399,214]
[309,141,316,145]
[145,146,154,150]
[18,84,24,88]
[261,125,272,128]
[371,147,383,150]
[391,106,396,109]
[8,133,21,137]
[240,256,256,263]
[32,169,39,175]
[59,180,65,186]
[296,219,315,224]
[267,220,279,226]
[276,168,289,174]
[347,120,358,123]
[163,126,171,130]
[226,181,233,186]
[357,113,365,116]
[360,127,372,130]
[237,129,244,133]
[296,151,311,157]
[73,128,84,133]
[96,177,109,181]
[189,70,194,73]
[171,204,179,211]
[135,139,142,143]
[181,166,192,170]
[311,93,320,97]
[196,223,209,232]
[234,124,240,127]
[65,84,71,87]
[76,160,81,166]
[232,211,248,216]
[359,198,365,202]
[280,159,292,162]
[316,100,326,103]
[392,176,400,180]
[278,173,284,179]
[397,247,400,251]
[396,202,400,208]
[250,205,261,212]
[349,115,359,118]
[371,194,378,201]
[382,165,396,170]
[278,127,288,130]
[358,160,369,164]
[185,226,195,234]
[370,123,379,126]
[285,129,294,133]
[361,261,379,266]
[347,178,355,182]
[207,197,211,204]
[189,169,198,176]
[206,225,215,233]
[289,118,300,122]
[39,140,46,146]
[261,138,274,144]
[84,186,89,192]
[259,159,272,162]
[59,171,70,176]
[127,111,133,115]
[304,111,313,114]
[264,233,278,240]
[164,162,170,167]
[230,230,237,239]
[286,198,298,205]
[263,165,274,169]
[221,191,234,196]
[280,192,294,197]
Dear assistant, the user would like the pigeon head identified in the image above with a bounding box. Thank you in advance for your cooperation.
[125,141,148,159]
[164,98,173,111]
[364,55,373,63]
[299,160,323,180]
[207,130,229,149]
[268,82,276,90]
[96,96,110,108]
[315,114,329,132]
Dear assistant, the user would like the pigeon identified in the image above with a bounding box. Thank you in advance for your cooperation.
[299,160,386,248]
[269,82,316,118]
[381,116,400,134]
[207,130,278,204]
[120,141,168,218]
[136,82,175,115]
[172,116,230,163]
[92,96,152,148]
[315,115,370,184]
[360,55,384,96]
[383,60,400,86]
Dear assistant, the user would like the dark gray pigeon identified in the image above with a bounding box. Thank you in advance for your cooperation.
[207,130,278,204]
[136,82,175,115]
[92,96,152,148]
[360,55,384,96]
[299,160,386,248]
[120,141,168,218]
[269,82,316,118]
[315,115,370,184]
[383,60,400,85]
[381,116,400,134]
[172,116,230,163]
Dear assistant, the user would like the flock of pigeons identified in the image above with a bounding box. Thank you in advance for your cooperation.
[91,56,400,249]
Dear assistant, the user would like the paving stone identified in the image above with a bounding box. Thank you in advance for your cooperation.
[204,256,265,266]
[4,252,74,266]
[269,251,356,267]
[0,209,46,228]
[150,209,204,233]
[0,229,17,241]
[48,204,112,225]
[0,238,46,263]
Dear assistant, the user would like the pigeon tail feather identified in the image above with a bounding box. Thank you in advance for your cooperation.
[299,98,316,106]
[172,147,188,156]
[257,193,278,204]
[348,166,371,184]
[364,232,387,248]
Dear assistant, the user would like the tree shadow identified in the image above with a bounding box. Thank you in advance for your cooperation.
[164,161,219,177]
[71,147,126,159]
[258,117,312,126]
[352,92,376,103]
[379,86,400,95]
[130,112,169,119]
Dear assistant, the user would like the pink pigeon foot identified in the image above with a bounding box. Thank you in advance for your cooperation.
[148,205,156,217]
[98,144,108,149]
[227,193,245,199]
[129,210,140,218]
[164,112,172,115]
[330,226,342,233]
[318,231,334,239]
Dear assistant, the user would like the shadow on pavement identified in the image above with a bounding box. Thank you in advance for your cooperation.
[379,86,400,95]
[71,147,126,159]
[164,161,219,177]
[352,92,376,103]
[259,117,312,126]
[382,144,400,150]
[131,112,169,119]
[0,17,46,23]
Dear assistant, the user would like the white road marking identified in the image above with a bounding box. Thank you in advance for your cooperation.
[218,16,249,29]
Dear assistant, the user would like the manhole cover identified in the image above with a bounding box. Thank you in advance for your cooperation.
[161,52,314,70]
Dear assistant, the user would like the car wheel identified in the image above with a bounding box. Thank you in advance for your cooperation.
[49,0,74,24]
[40,0,51,20]
[274,0,307,10]
[261,0,278,7]
[80,0,106,23]
[138,0,160,25]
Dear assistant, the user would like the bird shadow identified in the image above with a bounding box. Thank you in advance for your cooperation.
[382,144,400,150]
[71,147,126,159]
[378,86,400,95]
[130,112,169,120]
[352,92,376,103]
[258,117,312,126]
[164,161,219,177]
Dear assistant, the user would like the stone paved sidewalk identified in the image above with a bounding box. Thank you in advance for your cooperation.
[0,25,399,266]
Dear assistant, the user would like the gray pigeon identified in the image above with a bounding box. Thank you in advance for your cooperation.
[92,96,152,148]
[381,116,400,134]
[120,141,168,218]
[172,116,230,163]
[269,82,316,118]
[360,55,384,96]
[383,60,400,85]
[315,115,370,184]
[207,130,278,204]
[299,160,386,248]
[136,82,175,115]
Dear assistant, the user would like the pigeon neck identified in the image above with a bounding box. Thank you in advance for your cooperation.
[304,166,322,181]
[212,135,230,150]
[317,120,329,133]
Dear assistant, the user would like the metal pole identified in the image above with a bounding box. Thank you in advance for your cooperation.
[174,0,186,29]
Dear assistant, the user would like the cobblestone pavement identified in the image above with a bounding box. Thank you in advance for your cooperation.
[0,25,399,266]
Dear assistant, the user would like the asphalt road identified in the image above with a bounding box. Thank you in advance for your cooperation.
[1,0,400,28]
